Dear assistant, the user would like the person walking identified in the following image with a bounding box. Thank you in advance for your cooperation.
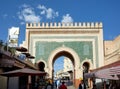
[59,82,67,89]
[45,81,53,89]
[79,80,85,89]
[56,79,60,89]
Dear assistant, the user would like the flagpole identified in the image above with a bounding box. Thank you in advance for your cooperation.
[7,29,9,51]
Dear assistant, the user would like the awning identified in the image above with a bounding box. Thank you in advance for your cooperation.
[109,66,120,76]
[27,55,35,59]
[0,68,47,77]
[84,66,120,80]
[22,53,35,59]
[22,52,31,57]
[84,72,95,79]
[95,67,119,80]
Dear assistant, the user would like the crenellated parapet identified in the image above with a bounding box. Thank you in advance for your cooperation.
[26,22,103,29]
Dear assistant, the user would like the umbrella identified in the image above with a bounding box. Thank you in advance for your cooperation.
[27,55,35,59]
[0,68,47,77]
[15,47,27,52]
[22,52,31,57]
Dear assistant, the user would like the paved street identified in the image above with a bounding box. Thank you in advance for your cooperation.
[52,85,91,89]
[52,85,75,89]
[67,85,75,89]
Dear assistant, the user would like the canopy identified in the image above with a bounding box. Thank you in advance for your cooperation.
[22,52,35,59]
[84,72,95,79]
[27,55,35,59]
[0,68,47,77]
[15,47,27,52]
[84,66,120,80]
[22,52,31,57]
[109,66,120,76]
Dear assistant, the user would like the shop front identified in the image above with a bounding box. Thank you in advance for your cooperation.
[84,60,120,89]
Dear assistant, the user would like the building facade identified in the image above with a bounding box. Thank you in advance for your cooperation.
[104,35,120,65]
[85,35,120,88]
[63,57,73,72]
[21,22,104,87]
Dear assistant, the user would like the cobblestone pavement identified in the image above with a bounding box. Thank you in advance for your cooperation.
[52,85,75,89]
[46,85,91,89]
[67,86,92,89]
[67,85,75,89]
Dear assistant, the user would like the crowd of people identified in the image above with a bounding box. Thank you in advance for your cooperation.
[34,78,120,89]
[45,80,67,89]
[34,78,68,89]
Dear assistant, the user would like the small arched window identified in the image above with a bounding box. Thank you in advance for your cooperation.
[38,62,45,71]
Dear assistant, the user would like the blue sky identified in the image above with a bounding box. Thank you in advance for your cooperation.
[54,56,64,74]
[0,0,120,45]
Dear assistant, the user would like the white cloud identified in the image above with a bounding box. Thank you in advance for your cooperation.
[18,5,41,23]
[41,10,45,15]
[37,5,46,10]
[20,22,25,25]
[18,4,59,24]
[46,8,53,19]
[37,5,59,19]
[24,14,40,23]
[21,4,30,8]
[23,8,34,15]
[61,14,73,23]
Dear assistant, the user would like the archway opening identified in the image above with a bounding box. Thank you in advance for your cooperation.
[52,51,75,86]
[38,62,45,72]
[83,62,90,88]
[83,62,90,73]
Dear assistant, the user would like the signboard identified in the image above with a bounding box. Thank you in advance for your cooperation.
[8,27,19,47]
